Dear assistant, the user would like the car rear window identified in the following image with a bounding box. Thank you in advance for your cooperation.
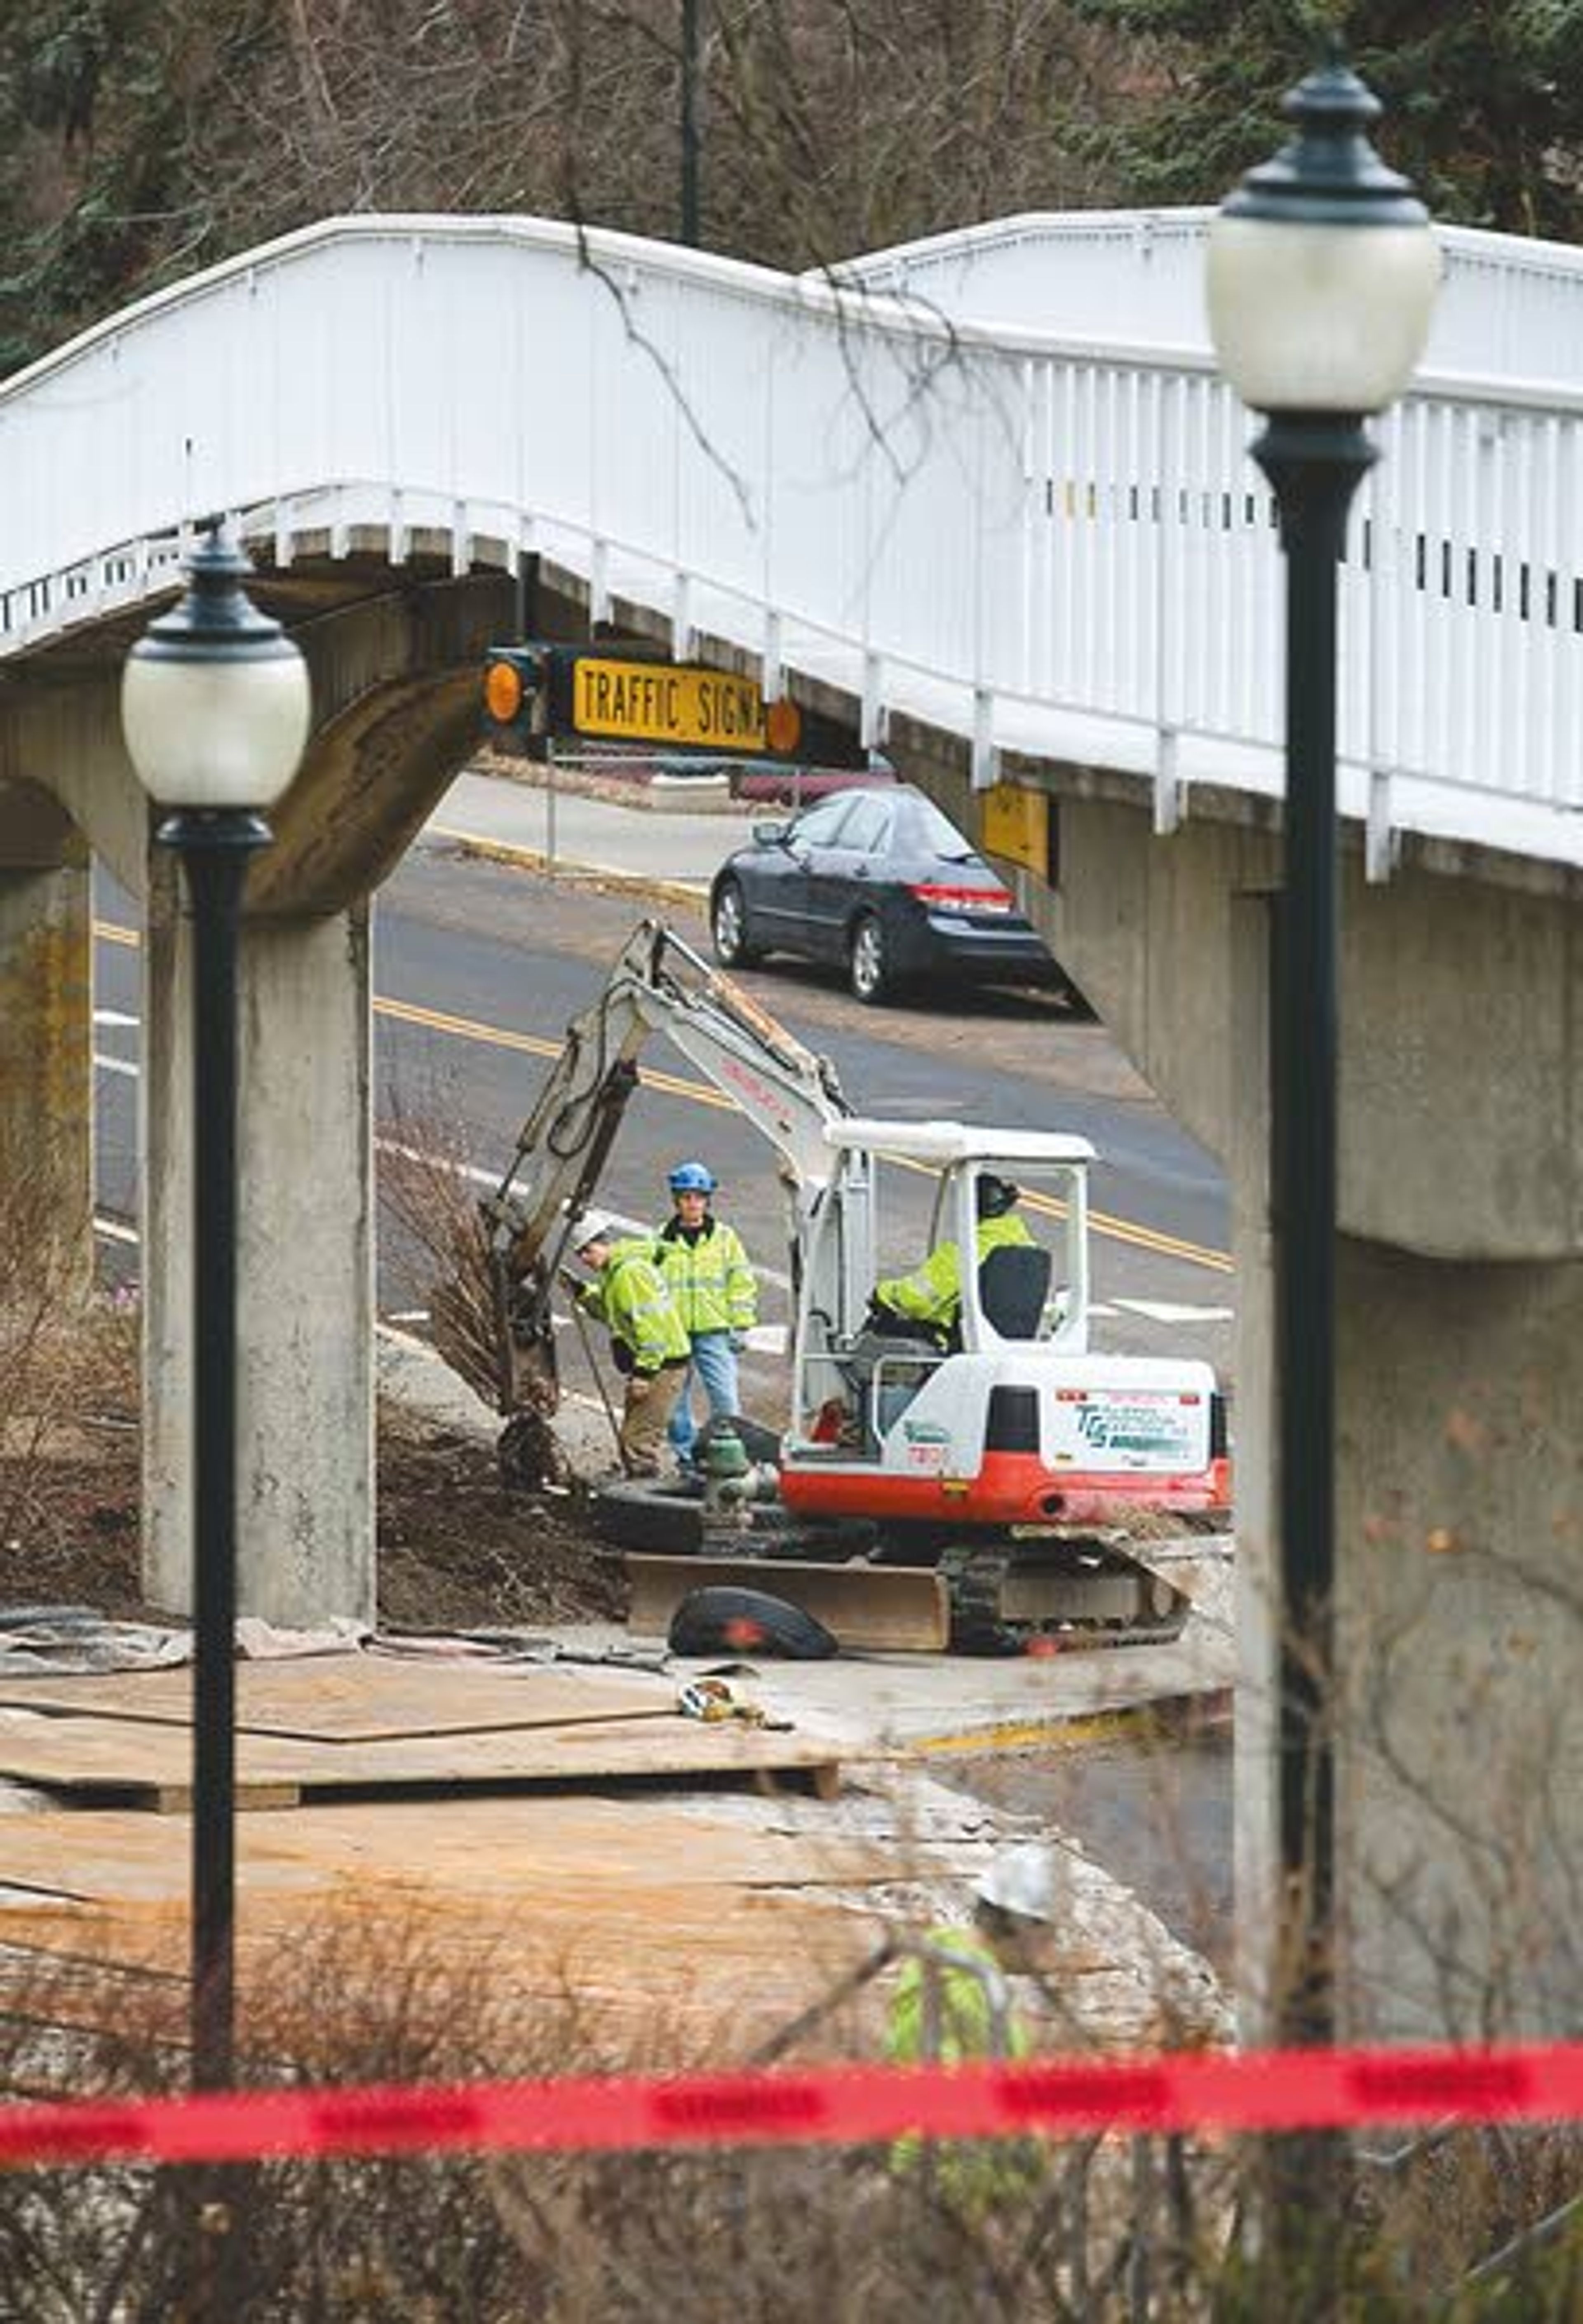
[907,795,978,860]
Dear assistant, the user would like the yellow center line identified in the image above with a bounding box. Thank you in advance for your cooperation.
[377,994,737,1108]
[96,918,1233,1277]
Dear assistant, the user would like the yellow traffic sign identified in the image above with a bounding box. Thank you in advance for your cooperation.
[570,656,794,754]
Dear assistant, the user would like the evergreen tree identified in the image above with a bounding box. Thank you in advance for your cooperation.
[1078,0,1583,235]
[0,1,191,373]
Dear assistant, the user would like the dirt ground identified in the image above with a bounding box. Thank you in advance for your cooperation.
[374,1402,625,1629]
[0,1399,622,1634]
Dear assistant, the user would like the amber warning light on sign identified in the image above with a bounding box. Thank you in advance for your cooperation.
[484,659,526,723]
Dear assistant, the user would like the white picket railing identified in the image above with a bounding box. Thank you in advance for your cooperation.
[836,209,1583,391]
[0,210,1579,873]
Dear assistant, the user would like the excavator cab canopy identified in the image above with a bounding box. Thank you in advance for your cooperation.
[789,1120,1096,1455]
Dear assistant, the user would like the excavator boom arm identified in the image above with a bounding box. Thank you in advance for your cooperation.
[471,920,849,1417]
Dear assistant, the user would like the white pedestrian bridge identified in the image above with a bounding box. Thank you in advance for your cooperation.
[3,206,1582,873]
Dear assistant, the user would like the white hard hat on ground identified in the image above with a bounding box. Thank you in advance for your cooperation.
[975,1842,1065,1926]
[570,1210,618,1252]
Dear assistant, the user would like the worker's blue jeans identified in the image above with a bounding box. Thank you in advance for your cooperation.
[668,1330,740,1462]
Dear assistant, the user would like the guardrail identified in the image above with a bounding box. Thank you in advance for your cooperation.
[0,212,1579,873]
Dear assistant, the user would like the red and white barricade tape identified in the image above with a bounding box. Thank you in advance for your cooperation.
[0,2041,1579,2170]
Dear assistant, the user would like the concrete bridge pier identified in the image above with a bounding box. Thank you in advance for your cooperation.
[133,564,514,1628]
[141,856,375,1626]
[0,785,95,1303]
[1332,1241,1583,2039]
[1057,792,1583,2042]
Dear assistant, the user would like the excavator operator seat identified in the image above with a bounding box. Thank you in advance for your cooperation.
[978,1241,1052,1340]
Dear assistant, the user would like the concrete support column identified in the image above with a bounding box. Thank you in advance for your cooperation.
[1226,892,1281,2040]
[143,859,374,1625]
[1337,1242,1583,2040]
[0,854,94,1301]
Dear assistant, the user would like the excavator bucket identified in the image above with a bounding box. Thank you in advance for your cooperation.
[625,1554,950,1653]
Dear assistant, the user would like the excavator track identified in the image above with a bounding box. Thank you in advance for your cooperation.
[595,1480,1193,1655]
[940,1536,1191,1655]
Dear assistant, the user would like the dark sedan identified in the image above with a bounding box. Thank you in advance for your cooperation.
[709,786,1059,1005]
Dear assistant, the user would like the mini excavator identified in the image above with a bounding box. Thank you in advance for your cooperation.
[436,920,1228,1652]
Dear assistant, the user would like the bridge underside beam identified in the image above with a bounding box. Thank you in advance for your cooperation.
[250,567,518,914]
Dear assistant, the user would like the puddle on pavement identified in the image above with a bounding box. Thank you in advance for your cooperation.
[937,1724,1233,1974]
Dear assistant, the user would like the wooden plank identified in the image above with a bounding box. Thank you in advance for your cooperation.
[0,1707,839,1807]
[626,1554,950,1652]
[0,1890,891,2059]
[0,1796,978,2056]
[0,1801,912,1909]
[0,1655,674,1742]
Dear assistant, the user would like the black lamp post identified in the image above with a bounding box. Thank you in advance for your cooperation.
[1207,59,1438,2048]
[122,526,310,2089]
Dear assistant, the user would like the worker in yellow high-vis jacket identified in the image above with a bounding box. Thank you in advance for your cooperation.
[571,1211,691,1477]
[885,1843,1064,2215]
[655,1160,759,1467]
[871,1174,1036,1350]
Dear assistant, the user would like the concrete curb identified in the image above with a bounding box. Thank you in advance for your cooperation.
[470,749,758,819]
[431,825,707,913]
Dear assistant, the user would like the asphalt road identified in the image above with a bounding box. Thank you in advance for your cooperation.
[91,812,1235,1416]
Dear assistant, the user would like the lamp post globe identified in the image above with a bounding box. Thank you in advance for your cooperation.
[122,525,307,2103]
[122,525,309,815]
[1207,54,1440,418]
[1205,54,1438,2076]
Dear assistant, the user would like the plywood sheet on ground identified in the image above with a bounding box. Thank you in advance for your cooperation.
[0,1799,906,1907]
[0,1655,674,1741]
[0,1790,1223,2062]
[0,1707,839,1808]
[0,1899,886,2061]
[0,1800,931,2056]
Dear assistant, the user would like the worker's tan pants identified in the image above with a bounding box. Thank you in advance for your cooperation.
[620,1363,688,1475]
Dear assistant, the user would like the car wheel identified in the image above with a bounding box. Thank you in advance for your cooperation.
[848,913,894,1005]
[712,878,761,968]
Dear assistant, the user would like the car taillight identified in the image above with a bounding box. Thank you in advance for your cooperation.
[909,883,1013,915]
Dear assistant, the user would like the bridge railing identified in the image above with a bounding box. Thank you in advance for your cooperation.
[0,214,1578,871]
[839,209,1583,392]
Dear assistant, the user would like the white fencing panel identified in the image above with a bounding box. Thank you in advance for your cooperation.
[0,211,1579,869]
[843,210,1583,392]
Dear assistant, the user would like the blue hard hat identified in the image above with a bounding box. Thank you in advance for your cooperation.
[668,1160,717,1195]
